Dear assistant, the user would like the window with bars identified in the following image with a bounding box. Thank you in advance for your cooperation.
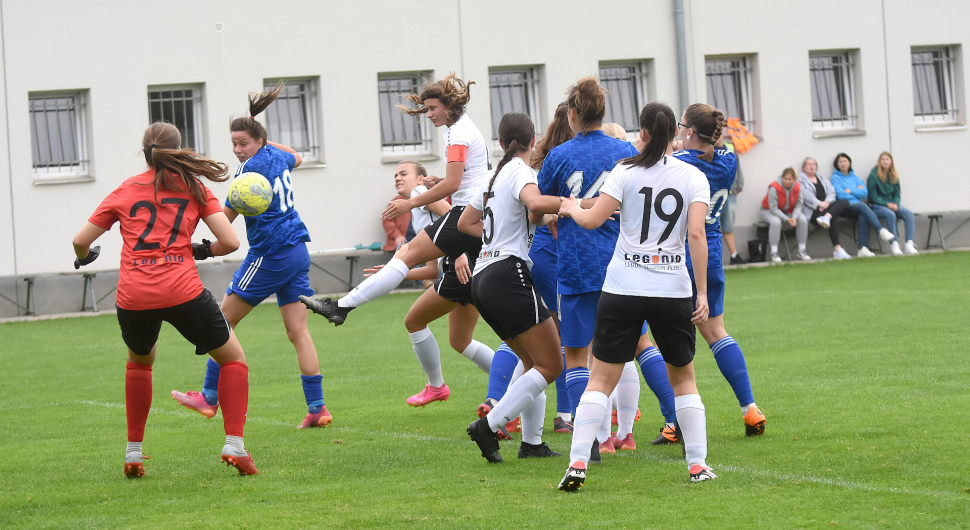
[263,78,320,161]
[378,72,433,155]
[148,86,204,153]
[809,52,857,130]
[600,61,647,132]
[912,46,959,125]
[29,91,88,177]
[705,57,754,132]
[489,67,540,140]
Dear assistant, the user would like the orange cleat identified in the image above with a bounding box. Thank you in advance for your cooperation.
[298,405,333,429]
[505,417,521,433]
[124,462,145,478]
[222,453,259,475]
[743,406,767,436]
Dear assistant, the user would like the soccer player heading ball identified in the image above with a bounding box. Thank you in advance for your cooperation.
[73,122,258,477]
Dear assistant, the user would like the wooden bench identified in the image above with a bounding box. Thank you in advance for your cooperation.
[307,243,383,291]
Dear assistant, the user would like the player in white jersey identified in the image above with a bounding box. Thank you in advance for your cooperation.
[556,102,716,491]
[301,74,496,387]
[457,112,565,463]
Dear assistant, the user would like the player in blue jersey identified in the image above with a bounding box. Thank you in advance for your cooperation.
[666,102,766,436]
[172,83,333,429]
[536,78,639,451]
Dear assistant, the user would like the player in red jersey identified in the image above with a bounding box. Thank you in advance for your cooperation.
[72,122,258,478]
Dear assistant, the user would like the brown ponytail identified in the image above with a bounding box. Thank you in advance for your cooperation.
[398,72,473,124]
[565,77,607,132]
[531,102,574,170]
[484,112,534,209]
[683,103,725,162]
[229,81,284,147]
[142,122,228,205]
[620,102,676,170]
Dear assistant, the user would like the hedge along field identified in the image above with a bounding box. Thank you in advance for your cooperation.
[1,251,968,529]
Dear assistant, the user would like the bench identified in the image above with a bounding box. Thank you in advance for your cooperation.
[755,221,795,260]
[58,271,117,312]
[307,243,383,291]
[915,212,968,250]
[0,276,37,315]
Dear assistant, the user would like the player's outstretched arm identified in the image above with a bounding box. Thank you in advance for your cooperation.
[384,162,462,219]
[73,222,107,268]
[559,193,619,230]
[456,204,484,238]
[201,211,240,257]
[267,141,302,168]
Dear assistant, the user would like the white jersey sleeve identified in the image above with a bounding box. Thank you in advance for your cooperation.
[468,183,485,211]
[409,185,440,234]
[445,114,491,207]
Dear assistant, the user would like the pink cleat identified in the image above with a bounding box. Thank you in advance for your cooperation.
[171,390,217,418]
[298,405,333,429]
[599,437,616,454]
[406,384,450,407]
[612,433,637,451]
[222,453,259,476]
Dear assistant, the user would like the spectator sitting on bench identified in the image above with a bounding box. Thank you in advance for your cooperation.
[868,151,918,255]
[831,152,896,258]
[799,157,853,260]
[760,167,810,262]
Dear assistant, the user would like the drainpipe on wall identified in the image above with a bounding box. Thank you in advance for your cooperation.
[674,0,690,115]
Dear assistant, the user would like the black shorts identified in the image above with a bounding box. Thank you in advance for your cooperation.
[424,206,483,260]
[591,292,696,367]
[434,253,476,305]
[116,289,232,356]
[471,258,551,341]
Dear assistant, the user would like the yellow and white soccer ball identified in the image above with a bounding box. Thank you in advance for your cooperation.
[228,172,273,216]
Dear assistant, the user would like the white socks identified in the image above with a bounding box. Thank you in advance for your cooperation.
[125,441,143,463]
[486,369,547,431]
[339,258,410,308]
[798,243,806,251]
[613,361,641,438]
[569,391,609,465]
[409,328,444,387]
[770,244,779,254]
[520,390,547,445]
[461,340,494,374]
[222,435,247,457]
[675,394,708,468]
[741,402,757,416]
[511,359,524,384]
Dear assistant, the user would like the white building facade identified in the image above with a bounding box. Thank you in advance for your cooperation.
[0,0,967,277]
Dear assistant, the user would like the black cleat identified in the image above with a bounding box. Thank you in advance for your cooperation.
[730,254,748,265]
[558,461,587,491]
[299,295,353,326]
[467,417,502,463]
[553,416,574,433]
[517,441,563,459]
[650,425,679,445]
[588,440,601,465]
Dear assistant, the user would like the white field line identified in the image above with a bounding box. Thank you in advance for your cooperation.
[734,290,965,301]
[19,400,961,498]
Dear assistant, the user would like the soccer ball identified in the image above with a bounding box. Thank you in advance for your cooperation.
[228,172,273,216]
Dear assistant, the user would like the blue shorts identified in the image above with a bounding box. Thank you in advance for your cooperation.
[529,241,558,311]
[688,266,726,318]
[557,290,601,348]
[227,244,314,307]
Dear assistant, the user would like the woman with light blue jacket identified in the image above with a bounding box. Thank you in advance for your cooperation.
[830,153,895,257]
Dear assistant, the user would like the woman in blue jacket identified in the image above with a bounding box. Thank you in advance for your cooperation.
[830,153,895,257]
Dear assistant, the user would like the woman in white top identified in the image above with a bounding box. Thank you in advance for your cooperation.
[556,102,715,491]
[457,112,564,463]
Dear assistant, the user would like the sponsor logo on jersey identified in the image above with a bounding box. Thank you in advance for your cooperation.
[623,251,683,271]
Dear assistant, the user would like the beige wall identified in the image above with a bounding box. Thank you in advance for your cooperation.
[0,0,967,275]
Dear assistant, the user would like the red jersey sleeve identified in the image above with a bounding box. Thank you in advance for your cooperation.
[88,186,123,230]
[200,185,223,218]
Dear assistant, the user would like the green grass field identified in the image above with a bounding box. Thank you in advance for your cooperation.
[2,252,969,529]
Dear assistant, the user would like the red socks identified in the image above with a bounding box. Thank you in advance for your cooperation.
[125,362,152,442]
[217,361,249,437]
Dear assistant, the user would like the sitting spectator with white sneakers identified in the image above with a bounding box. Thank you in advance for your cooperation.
[798,157,853,260]
[831,153,895,257]
[867,151,918,255]
[759,167,810,262]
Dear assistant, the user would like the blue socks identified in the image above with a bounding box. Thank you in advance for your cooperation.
[563,366,590,417]
[554,347,569,415]
[636,346,676,424]
[710,336,755,408]
[201,357,221,406]
[301,374,325,413]
[486,343,520,402]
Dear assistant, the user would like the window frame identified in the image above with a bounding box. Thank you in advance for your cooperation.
[911,46,959,126]
[262,77,322,163]
[147,84,205,154]
[809,51,858,131]
[599,60,649,134]
[705,56,755,133]
[378,71,434,158]
[29,90,90,182]
[488,66,541,143]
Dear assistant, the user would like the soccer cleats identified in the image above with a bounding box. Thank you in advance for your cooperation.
[558,461,587,492]
[406,384,450,407]
[517,442,562,459]
[588,441,601,465]
[467,417,502,463]
[650,425,679,445]
[553,416,574,433]
[124,450,147,478]
[299,295,353,326]
[612,433,637,451]
[476,398,496,418]
[221,453,259,475]
[505,417,521,433]
[689,464,717,483]
[743,406,767,436]
[599,437,616,454]
[298,405,333,429]
[171,390,218,419]
[610,408,642,425]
